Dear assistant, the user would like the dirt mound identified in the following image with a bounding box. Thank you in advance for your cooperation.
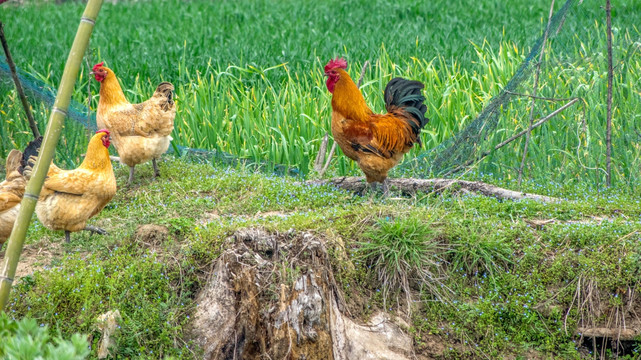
[134,224,169,247]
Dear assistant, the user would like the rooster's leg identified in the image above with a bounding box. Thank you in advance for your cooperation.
[84,225,108,236]
[365,182,380,199]
[128,166,135,185]
[382,179,390,196]
[152,158,160,178]
[64,231,71,243]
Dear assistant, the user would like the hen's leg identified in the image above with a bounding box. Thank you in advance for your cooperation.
[128,166,135,186]
[152,158,160,178]
[64,231,71,243]
[84,225,108,236]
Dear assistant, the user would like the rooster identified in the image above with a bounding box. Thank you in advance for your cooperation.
[23,130,117,243]
[0,138,41,246]
[92,62,176,185]
[324,57,429,194]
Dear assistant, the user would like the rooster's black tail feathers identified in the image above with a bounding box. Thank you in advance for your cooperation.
[18,136,42,176]
[384,78,429,144]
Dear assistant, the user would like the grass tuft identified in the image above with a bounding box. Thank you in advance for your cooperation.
[358,216,449,310]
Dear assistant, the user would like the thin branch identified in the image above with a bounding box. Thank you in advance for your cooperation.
[634,126,641,141]
[320,142,337,176]
[505,90,574,102]
[313,133,329,172]
[518,0,556,186]
[0,21,39,138]
[605,0,613,187]
[444,98,579,177]
[357,60,369,88]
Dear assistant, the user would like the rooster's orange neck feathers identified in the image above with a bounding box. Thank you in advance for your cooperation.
[80,133,112,171]
[331,69,372,122]
[98,68,128,106]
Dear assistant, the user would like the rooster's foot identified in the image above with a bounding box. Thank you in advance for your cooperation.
[366,182,378,194]
[382,179,390,196]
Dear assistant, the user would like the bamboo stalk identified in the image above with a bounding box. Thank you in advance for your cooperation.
[605,0,613,187]
[517,0,555,186]
[85,50,93,141]
[0,0,103,311]
[0,21,40,139]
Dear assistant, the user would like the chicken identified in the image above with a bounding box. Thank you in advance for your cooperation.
[0,137,41,246]
[23,130,117,243]
[92,62,176,185]
[0,150,25,247]
[324,57,429,194]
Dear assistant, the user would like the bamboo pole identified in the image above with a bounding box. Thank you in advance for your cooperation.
[605,0,613,187]
[85,51,93,141]
[0,0,103,311]
[0,21,40,139]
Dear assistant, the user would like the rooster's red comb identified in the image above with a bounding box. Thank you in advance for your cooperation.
[92,62,105,72]
[96,129,110,136]
[324,57,347,73]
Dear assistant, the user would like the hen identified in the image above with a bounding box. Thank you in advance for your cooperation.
[93,62,176,185]
[24,130,117,243]
[324,57,429,193]
[0,138,41,246]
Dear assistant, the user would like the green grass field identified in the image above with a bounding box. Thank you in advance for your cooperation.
[1,159,639,359]
[2,1,641,358]
[1,0,640,188]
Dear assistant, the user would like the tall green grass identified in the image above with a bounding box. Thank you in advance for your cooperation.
[1,0,640,188]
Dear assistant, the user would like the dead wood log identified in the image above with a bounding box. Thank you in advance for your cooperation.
[578,327,640,341]
[309,177,561,202]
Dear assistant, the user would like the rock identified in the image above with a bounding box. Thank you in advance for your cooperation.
[96,310,122,359]
[331,301,414,360]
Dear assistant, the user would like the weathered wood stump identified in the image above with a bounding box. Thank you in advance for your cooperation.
[190,228,415,360]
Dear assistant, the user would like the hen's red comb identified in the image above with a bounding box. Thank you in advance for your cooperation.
[324,57,347,73]
[92,62,104,72]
